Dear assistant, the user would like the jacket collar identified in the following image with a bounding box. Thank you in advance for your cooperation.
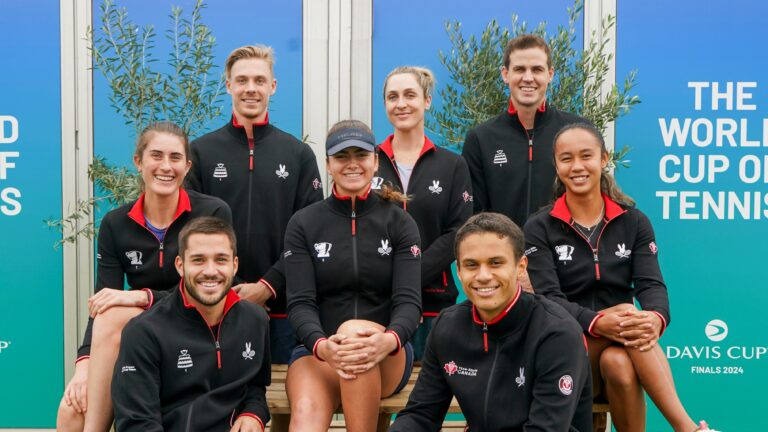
[127,188,192,228]
[176,280,241,324]
[227,112,271,142]
[550,192,627,224]
[328,183,378,215]
[506,99,548,131]
[378,134,436,162]
[471,284,529,335]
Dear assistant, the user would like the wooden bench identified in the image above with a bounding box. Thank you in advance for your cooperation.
[266,364,610,432]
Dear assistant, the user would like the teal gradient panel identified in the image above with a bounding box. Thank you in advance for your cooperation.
[616,1,768,429]
[0,0,64,427]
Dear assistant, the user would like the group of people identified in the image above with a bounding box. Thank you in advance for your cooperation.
[55,34,712,432]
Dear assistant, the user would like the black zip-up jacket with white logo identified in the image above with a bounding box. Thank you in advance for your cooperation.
[284,187,422,353]
[524,193,671,335]
[376,135,472,314]
[112,285,271,432]
[462,101,588,227]
[187,116,324,316]
[390,290,592,432]
[76,189,231,360]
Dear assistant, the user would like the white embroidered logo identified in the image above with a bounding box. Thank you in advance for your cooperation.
[213,163,228,180]
[312,178,322,190]
[515,367,525,387]
[493,150,508,166]
[314,242,332,259]
[125,250,143,266]
[371,176,384,190]
[242,342,255,360]
[177,349,193,371]
[555,245,574,261]
[524,246,538,256]
[377,239,392,256]
[428,180,443,194]
[121,365,136,373]
[615,244,631,259]
[275,164,289,179]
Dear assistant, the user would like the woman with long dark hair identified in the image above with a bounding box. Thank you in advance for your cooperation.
[284,120,421,431]
[523,123,712,432]
[56,122,231,432]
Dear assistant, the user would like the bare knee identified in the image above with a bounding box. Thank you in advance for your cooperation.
[335,319,384,338]
[600,346,638,389]
[56,397,84,431]
[603,303,637,314]
[92,306,141,346]
[290,396,332,429]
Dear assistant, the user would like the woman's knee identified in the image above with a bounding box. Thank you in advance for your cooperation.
[92,306,142,345]
[335,319,384,338]
[56,397,83,430]
[603,303,637,314]
[600,346,639,388]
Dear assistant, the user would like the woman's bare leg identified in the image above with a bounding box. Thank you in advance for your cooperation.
[600,346,644,432]
[287,356,340,432]
[82,306,143,432]
[626,344,696,432]
[56,395,85,431]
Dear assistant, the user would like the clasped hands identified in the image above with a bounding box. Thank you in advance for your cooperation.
[317,328,398,379]
[593,306,663,352]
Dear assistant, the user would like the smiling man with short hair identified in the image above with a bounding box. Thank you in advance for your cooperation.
[390,213,592,431]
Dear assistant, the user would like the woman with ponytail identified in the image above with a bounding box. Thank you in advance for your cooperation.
[284,120,422,431]
[56,122,231,432]
[523,123,712,431]
[376,66,472,360]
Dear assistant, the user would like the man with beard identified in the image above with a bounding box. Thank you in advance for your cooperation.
[112,217,270,432]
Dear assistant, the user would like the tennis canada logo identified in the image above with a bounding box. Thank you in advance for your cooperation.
[410,245,421,257]
[312,178,322,190]
[666,318,767,375]
[462,191,473,202]
[443,361,477,377]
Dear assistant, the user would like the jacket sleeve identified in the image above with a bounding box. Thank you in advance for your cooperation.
[184,140,203,192]
[284,214,327,351]
[420,157,473,286]
[261,145,323,300]
[462,128,487,214]
[78,212,126,359]
[236,311,272,428]
[631,211,671,330]
[526,324,591,432]
[389,315,452,432]
[111,321,163,432]
[385,212,423,346]
[523,218,599,333]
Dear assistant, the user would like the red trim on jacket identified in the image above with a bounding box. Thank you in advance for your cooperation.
[378,134,436,161]
[386,330,402,355]
[651,311,668,336]
[235,413,265,431]
[587,312,605,337]
[75,355,90,364]
[258,278,277,299]
[331,183,372,201]
[232,112,269,128]
[550,192,627,224]
[312,337,328,361]
[141,288,155,309]
[471,284,522,325]
[127,188,192,227]
[507,99,547,115]
[179,281,241,318]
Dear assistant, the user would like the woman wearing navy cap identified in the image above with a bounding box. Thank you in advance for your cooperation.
[284,120,421,431]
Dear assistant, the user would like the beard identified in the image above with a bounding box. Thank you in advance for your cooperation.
[183,274,233,307]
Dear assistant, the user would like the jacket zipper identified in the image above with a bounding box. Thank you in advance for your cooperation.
[246,138,254,272]
[351,207,359,318]
[194,306,235,370]
[525,131,534,218]
[482,336,500,430]
[568,220,612,281]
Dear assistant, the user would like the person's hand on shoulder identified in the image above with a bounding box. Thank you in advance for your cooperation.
[88,288,148,317]
[232,282,272,311]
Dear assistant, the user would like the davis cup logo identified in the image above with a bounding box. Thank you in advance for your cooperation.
[705,319,728,342]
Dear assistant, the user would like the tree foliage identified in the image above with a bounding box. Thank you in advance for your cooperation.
[48,0,223,246]
[427,0,640,161]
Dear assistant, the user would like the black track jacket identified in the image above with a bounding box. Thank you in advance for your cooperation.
[462,101,588,227]
[390,290,592,432]
[376,135,472,314]
[77,189,231,360]
[284,187,422,354]
[524,193,671,334]
[112,285,271,431]
[187,116,323,316]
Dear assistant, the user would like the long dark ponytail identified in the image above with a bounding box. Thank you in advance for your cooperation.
[552,123,635,207]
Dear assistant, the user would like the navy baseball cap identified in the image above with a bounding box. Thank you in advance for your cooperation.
[326,127,377,155]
